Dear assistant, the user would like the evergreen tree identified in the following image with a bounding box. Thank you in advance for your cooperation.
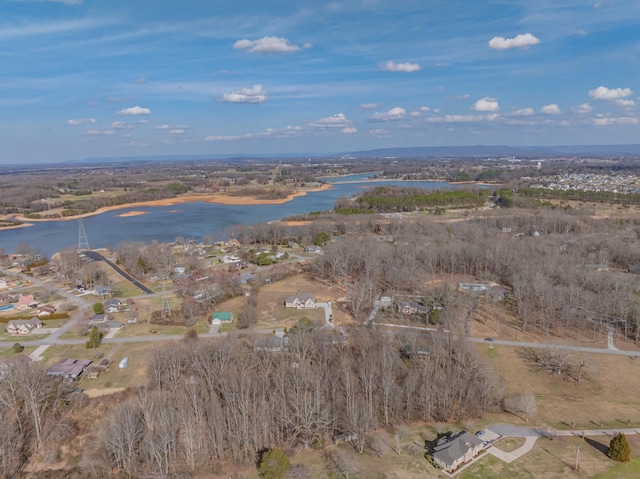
[608,433,631,462]
[86,326,102,349]
[93,302,104,315]
[259,448,290,479]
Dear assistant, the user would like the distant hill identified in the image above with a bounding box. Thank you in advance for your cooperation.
[347,144,640,158]
[59,144,640,166]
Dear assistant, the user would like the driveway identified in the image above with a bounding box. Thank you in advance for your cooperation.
[316,301,334,328]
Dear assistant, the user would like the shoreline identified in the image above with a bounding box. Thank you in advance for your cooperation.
[0,184,333,228]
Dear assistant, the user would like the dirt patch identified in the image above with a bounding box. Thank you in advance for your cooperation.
[84,387,126,398]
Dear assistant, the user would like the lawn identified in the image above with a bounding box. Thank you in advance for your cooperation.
[460,435,631,479]
[39,341,159,389]
[476,343,640,430]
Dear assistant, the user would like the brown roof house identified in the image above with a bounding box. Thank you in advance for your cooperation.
[431,430,484,473]
[37,304,56,317]
[284,293,316,309]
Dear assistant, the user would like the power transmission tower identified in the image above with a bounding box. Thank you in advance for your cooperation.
[161,277,172,318]
[78,219,90,250]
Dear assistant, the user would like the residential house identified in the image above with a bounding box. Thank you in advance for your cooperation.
[47,358,91,381]
[87,314,109,332]
[107,320,123,330]
[431,431,485,473]
[284,293,316,309]
[104,298,121,313]
[0,278,7,289]
[458,283,489,293]
[16,294,37,309]
[398,301,428,315]
[6,318,43,335]
[37,304,56,317]
[211,312,233,324]
[303,246,323,254]
[93,285,112,297]
[253,333,288,352]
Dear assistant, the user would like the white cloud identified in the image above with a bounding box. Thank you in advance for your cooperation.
[541,104,561,114]
[137,119,149,124]
[205,135,241,141]
[118,106,151,115]
[233,36,303,54]
[488,33,540,50]
[309,113,351,128]
[110,121,133,129]
[67,118,97,126]
[410,111,421,117]
[589,86,633,100]
[472,97,499,112]
[572,103,592,114]
[169,129,185,135]
[85,129,114,135]
[615,99,636,107]
[419,106,431,112]
[508,107,535,116]
[342,127,357,134]
[380,60,421,72]
[221,84,267,104]
[369,129,389,137]
[426,114,498,123]
[154,124,171,130]
[205,124,303,142]
[360,103,380,110]
[371,107,406,121]
[592,115,639,125]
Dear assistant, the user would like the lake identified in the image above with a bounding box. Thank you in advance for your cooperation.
[0,176,481,255]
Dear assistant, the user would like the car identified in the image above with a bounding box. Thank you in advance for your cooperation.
[484,337,494,341]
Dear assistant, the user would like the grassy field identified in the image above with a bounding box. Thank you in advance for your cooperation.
[39,341,158,389]
[476,343,640,430]
[461,435,640,479]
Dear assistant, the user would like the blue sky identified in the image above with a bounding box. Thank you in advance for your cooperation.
[2,0,640,163]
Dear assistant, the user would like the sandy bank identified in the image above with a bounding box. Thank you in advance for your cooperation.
[0,222,34,231]
[117,211,149,218]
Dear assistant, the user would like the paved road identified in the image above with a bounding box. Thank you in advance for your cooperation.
[465,337,640,357]
[82,250,153,294]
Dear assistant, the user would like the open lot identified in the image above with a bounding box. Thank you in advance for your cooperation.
[477,343,640,430]
[461,435,640,479]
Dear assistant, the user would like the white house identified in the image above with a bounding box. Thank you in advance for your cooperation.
[104,299,121,313]
[284,293,316,309]
[6,318,43,335]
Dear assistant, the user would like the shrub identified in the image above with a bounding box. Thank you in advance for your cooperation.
[608,433,631,462]
[259,448,290,479]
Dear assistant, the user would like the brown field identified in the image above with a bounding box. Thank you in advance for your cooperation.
[477,343,640,429]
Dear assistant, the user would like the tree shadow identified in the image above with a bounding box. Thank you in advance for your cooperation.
[584,437,609,457]
[541,447,572,470]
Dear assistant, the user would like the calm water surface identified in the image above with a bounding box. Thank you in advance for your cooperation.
[0,176,475,255]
